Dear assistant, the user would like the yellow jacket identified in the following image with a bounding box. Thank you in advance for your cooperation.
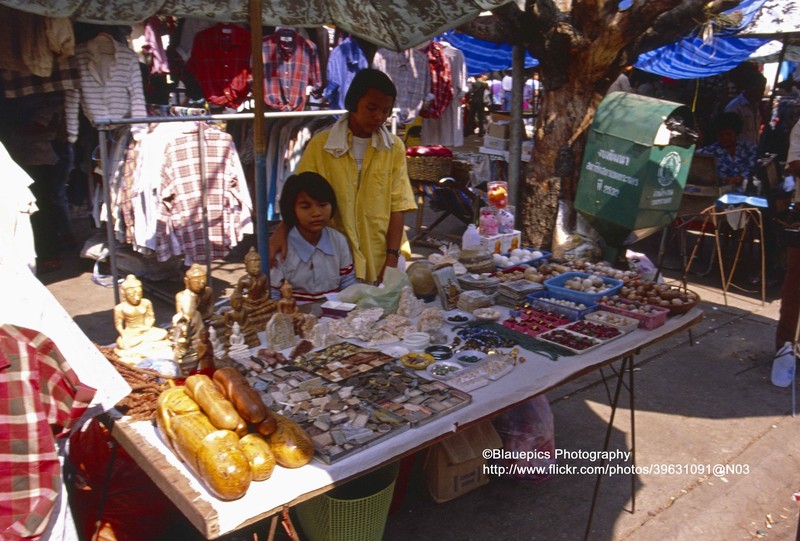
[297,119,416,283]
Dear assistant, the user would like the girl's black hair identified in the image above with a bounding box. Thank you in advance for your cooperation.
[279,172,337,228]
[344,68,397,112]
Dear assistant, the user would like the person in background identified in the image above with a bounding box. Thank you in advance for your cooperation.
[465,74,489,136]
[489,74,503,112]
[501,69,513,112]
[529,71,543,115]
[775,118,800,352]
[269,68,417,284]
[606,65,633,95]
[269,172,356,303]
[698,112,758,189]
[724,70,767,145]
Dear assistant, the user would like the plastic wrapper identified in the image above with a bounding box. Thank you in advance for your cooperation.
[337,267,409,313]
[491,395,555,482]
[66,418,181,541]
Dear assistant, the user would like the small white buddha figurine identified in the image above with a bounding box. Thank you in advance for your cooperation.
[209,326,226,360]
[227,322,251,360]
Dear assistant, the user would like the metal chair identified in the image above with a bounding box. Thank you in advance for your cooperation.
[410,176,484,243]
[658,154,728,275]
[683,203,766,306]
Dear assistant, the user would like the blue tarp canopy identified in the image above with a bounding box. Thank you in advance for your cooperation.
[436,31,538,76]
[635,0,770,80]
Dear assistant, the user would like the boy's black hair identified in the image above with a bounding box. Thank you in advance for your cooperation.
[344,68,397,112]
[279,172,337,228]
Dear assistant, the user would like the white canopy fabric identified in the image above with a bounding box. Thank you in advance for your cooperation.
[737,0,800,37]
[750,40,800,62]
[0,0,514,51]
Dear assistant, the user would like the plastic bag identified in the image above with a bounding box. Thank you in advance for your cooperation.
[626,249,659,282]
[492,394,555,482]
[771,341,796,388]
[66,418,182,541]
[337,267,409,313]
[552,200,603,261]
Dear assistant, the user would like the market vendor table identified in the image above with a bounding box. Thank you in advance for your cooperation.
[109,307,702,540]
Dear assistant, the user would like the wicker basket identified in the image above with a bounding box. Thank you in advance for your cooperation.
[451,160,473,186]
[295,462,399,541]
[407,155,452,181]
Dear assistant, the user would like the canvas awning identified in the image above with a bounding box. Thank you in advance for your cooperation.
[634,0,772,80]
[436,30,538,76]
[0,0,515,51]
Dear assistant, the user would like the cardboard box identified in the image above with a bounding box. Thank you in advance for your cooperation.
[487,121,510,139]
[480,229,521,255]
[423,421,502,503]
[491,112,510,123]
[483,135,509,151]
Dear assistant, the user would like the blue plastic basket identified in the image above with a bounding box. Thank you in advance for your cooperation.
[543,272,623,305]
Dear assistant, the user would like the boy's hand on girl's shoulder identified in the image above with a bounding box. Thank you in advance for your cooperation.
[268,222,289,265]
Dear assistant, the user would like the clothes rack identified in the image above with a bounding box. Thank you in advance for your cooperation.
[94,109,348,304]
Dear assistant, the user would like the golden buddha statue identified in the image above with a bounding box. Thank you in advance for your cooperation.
[113,275,172,362]
[171,268,207,372]
[184,263,215,324]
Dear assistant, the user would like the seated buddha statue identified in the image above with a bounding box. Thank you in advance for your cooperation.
[278,281,317,338]
[235,247,277,332]
[171,275,205,372]
[113,274,172,362]
[184,263,216,324]
[223,290,260,348]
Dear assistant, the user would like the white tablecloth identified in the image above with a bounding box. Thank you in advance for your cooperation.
[114,307,702,539]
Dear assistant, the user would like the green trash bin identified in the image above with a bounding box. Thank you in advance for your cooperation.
[295,462,399,541]
[574,92,697,263]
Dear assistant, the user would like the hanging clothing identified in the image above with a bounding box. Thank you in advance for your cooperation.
[261,28,321,112]
[372,48,430,126]
[126,123,187,251]
[156,123,253,264]
[0,55,80,99]
[143,17,170,76]
[419,42,453,120]
[422,42,467,147]
[64,33,147,144]
[324,37,369,111]
[185,23,251,109]
[0,6,74,79]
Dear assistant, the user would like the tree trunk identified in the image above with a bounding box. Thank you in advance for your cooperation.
[460,0,741,251]
[519,78,600,250]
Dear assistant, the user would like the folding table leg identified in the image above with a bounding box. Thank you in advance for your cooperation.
[584,355,635,541]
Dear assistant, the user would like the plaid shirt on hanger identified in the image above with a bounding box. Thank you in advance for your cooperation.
[185,23,251,109]
[156,124,252,265]
[262,29,321,112]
